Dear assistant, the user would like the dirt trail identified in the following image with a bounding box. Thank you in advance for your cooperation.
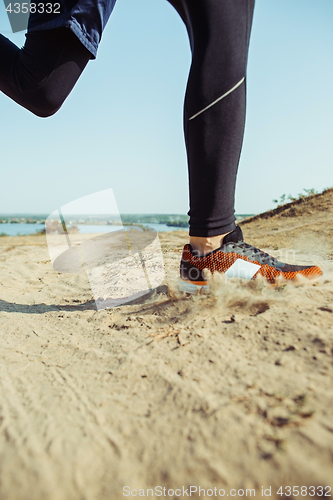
[0,192,333,499]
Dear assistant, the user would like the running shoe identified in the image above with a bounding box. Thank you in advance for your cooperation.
[179,226,322,293]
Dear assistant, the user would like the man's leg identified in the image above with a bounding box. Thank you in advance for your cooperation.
[167,0,255,254]
[170,0,322,290]
[0,28,91,117]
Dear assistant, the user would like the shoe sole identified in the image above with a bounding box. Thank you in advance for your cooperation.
[179,278,209,294]
[179,270,322,294]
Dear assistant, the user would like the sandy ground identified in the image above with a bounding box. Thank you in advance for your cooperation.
[1,191,333,500]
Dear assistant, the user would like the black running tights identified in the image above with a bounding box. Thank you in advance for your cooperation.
[0,0,255,237]
[0,28,90,117]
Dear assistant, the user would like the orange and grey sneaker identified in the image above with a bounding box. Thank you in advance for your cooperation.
[179,226,322,293]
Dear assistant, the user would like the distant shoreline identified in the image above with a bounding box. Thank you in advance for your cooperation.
[0,213,255,228]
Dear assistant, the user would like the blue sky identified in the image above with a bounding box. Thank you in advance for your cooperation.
[1,0,333,215]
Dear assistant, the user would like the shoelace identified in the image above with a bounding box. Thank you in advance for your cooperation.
[229,241,278,265]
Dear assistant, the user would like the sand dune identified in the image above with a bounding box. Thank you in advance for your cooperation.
[0,191,333,499]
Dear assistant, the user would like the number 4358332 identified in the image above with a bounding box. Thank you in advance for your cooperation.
[5,3,60,14]
[277,486,332,497]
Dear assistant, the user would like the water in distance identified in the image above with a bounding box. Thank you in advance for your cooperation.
[0,223,186,237]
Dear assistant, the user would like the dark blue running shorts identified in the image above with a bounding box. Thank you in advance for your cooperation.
[28,0,117,58]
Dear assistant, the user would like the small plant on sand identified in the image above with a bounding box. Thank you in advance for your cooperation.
[297,188,318,199]
[272,194,287,206]
[34,227,46,235]
[273,188,319,207]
